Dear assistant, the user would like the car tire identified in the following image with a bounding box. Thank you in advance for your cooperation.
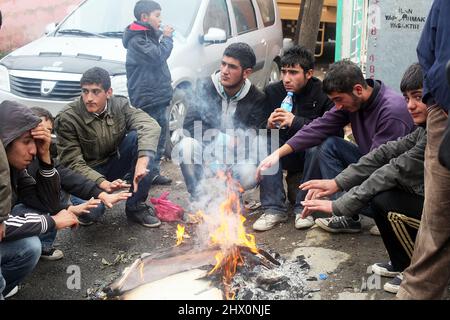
[164,87,189,159]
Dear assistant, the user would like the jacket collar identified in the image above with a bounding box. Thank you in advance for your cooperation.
[76,97,112,125]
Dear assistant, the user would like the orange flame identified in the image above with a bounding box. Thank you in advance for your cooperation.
[176,224,186,246]
[178,171,259,299]
[207,172,258,299]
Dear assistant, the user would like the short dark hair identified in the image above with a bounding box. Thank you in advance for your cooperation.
[280,45,315,72]
[80,67,111,91]
[323,60,367,94]
[134,0,161,20]
[30,107,54,126]
[400,63,423,93]
[223,42,256,69]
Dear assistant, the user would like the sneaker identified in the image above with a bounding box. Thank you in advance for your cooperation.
[252,212,288,231]
[4,286,18,299]
[78,216,94,226]
[315,215,362,233]
[126,202,161,228]
[152,175,172,185]
[295,214,315,229]
[383,273,403,294]
[371,261,400,277]
[370,225,381,236]
[40,248,64,261]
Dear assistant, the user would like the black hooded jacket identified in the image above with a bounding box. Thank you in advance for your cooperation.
[263,77,334,143]
[122,21,173,109]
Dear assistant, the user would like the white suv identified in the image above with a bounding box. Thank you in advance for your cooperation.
[0,0,283,150]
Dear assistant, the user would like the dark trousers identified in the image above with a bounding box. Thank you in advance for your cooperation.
[371,189,424,271]
[140,103,169,177]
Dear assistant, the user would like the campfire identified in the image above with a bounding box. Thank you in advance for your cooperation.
[103,172,314,300]
[175,171,263,299]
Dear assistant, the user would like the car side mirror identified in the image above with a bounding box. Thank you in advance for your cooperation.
[45,22,57,35]
[201,27,227,45]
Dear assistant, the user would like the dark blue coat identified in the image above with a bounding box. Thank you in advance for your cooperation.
[417,0,450,111]
[123,21,173,110]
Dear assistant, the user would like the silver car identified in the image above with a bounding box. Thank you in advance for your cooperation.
[0,0,283,152]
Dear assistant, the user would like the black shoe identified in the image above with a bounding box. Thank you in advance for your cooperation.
[371,261,400,277]
[126,202,161,228]
[315,215,362,233]
[383,273,403,294]
[152,175,172,185]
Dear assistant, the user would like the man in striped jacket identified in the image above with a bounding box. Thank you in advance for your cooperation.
[0,100,78,299]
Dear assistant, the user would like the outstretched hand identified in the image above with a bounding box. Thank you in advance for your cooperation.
[299,179,340,199]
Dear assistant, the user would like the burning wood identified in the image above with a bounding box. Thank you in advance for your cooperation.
[104,171,284,300]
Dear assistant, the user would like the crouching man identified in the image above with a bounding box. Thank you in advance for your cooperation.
[55,67,162,228]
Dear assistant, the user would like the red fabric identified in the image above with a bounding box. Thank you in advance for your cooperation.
[129,22,150,31]
[150,192,184,222]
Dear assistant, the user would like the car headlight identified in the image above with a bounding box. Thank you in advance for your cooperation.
[0,65,10,91]
[110,75,128,97]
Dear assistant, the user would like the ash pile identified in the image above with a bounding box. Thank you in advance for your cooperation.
[232,252,316,300]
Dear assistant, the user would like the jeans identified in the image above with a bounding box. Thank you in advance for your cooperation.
[176,137,259,199]
[0,236,41,298]
[95,130,154,207]
[259,148,317,214]
[72,130,155,220]
[11,204,56,251]
[141,103,169,177]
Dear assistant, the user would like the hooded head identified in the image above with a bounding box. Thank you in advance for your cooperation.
[0,100,41,149]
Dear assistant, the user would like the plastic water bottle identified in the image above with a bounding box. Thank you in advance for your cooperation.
[276,91,294,129]
[160,24,175,37]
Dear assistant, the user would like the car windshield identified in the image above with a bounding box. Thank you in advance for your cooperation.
[55,0,201,38]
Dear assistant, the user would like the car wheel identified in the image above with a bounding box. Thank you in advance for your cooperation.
[164,88,189,158]
[269,60,281,84]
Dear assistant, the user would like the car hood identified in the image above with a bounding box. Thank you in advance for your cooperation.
[1,36,127,75]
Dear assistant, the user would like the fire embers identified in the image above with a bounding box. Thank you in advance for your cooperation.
[231,254,316,300]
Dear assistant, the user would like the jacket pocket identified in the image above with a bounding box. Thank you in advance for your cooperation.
[78,136,99,161]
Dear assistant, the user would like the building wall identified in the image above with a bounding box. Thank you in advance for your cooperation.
[0,0,81,53]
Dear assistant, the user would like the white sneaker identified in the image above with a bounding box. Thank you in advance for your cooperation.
[370,225,381,236]
[295,214,314,229]
[4,286,18,299]
[252,213,288,231]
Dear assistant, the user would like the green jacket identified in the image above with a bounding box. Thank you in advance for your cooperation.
[55,95,161,185]
[0,140,11,223]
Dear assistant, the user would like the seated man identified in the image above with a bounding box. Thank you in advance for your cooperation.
[254,45,334,232]
[175,43,265,202]
[300,63,427,294]
[11,107,131,261]
[257,60,415,233]
[0,101,79,299]
[55,67,162,228]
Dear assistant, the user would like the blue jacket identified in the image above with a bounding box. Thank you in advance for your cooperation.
[123,21,173,109]
[417,0,450,111]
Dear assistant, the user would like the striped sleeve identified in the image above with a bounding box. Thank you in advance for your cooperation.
[3,213,56,241]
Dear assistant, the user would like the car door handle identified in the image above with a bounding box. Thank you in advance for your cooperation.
[261,39,267,46]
